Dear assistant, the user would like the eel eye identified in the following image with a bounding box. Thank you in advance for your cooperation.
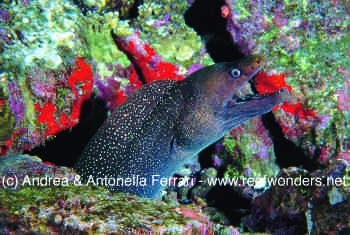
[230,68,241,78]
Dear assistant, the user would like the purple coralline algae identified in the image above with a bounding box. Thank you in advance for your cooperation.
[7,81,25,124]
[226,0,270,55]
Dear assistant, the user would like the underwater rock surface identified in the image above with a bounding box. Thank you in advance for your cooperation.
[0,187,217,234]
[0,154,224,234]
[244,160,349,234]
[1,154,349,234]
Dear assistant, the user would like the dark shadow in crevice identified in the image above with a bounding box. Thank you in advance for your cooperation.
[261,112,320,171]
[206,186,251,226]
[72,0,142,19]
[72,0,90,15]
[119,0,143,20]
[185,0,245,63]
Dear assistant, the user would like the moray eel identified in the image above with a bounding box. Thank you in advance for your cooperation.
[74,55,289,198]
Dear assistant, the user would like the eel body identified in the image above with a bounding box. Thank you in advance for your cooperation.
[74,55,289,198]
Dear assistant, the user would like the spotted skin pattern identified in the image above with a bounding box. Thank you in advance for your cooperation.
[74,55,289,198]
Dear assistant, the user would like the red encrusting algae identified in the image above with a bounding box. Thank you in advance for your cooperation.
[254,71,316,120]
[67,57,94,101]
[114,90,128,106]
[0,139,12,155]
[0,99,5,107]
[67,57,94,123]
[129,67,143,90]
[279,102,316,119]
[96,31,186,110]
[35,57,94,137]
[35,102,60,136]
[255,71,292,94]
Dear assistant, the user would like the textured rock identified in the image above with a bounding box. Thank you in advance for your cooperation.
[244,160,349,234]
[0,154,216,234]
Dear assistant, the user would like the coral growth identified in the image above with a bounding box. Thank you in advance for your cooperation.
[7,81,26,124]
[134,0,211,68]
[0,0,212,152]
[0,88,14,155]
[96,31,187,110]
[0,0,348,234]
[34,57,93,137]
[255,71,316,120]
[223,117,279,179]
[244,159,350,234]
[223,0,349,164]
[0,86,14,142]
[112,31,185,84]
[1,56,94,152]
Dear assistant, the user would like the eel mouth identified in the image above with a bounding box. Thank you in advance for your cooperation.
[232,70,285,104]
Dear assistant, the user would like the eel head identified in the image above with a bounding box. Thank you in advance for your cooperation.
[189,55,290,128]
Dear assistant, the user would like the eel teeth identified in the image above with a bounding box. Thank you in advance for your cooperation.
[231,70,287,104]
[232,77,256,103]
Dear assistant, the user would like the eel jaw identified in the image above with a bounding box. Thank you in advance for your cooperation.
[231,71,285,104]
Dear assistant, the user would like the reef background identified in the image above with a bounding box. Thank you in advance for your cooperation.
[0,0,349,234]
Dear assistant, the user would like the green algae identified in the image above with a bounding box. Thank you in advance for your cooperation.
[232,0,251,19]
[0,84,14,143]
[84,12,131,66]
[224,165,240,179]
[1,1,86,72]
[83,0,112,11]
[0,151,207,233]
[0,187,59,215]
[223,126,279,179]
[135,0,212,69]
[271,33,349,151]
[0,0,134,81]
[0,0,88,140]
[82,0,137,18]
